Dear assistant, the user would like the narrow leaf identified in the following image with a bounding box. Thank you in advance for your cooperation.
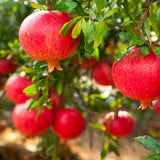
[153,37,160,45]
[54,2,77,12]
[89,122,106,131]
[110,144,120,156]
[23,84,37,94]
[119,32,132,41]
[30,2,45,10]
[144,18,151,43]
[56,80,63,95]
[104,8,119,19]
[25,98,34,110]
[94,20,107,48]
[91,48,99,61]
[129,38,146,47]
[145,154,160,160]
[152,46,160,56]
[36,0,46,5]
[71,19,82,39]
[101,144,109,160]
[31,96,47,110]
[95,0,105,16]
[140,46,149,55]
[124,25,140,38]
[115,50,129,62]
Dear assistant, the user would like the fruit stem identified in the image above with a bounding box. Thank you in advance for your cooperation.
[46,0,53,10]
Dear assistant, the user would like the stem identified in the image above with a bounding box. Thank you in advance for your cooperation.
[104,21,123,28]
[47,72,50,98]
[134,0,151,40]
[88,0,91,9]
[46,0,53,10]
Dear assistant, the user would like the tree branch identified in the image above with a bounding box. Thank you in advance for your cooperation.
[134,0,151,40]
[46,0,53,10]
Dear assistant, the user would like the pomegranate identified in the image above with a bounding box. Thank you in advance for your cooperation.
[112,47,160,110]
[19,10,80,72]
[103,111,135,137]
[12,103,54,137]
[91,60,114,86]
[154,100,160,115]
[53,108,85,142]
[5,76,32,103]
[0,57,16,75]
[73,57,97,69]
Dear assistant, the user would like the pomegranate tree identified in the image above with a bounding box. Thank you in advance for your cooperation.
[53,108,85,142]
[154,100,160,115]
[5,76,32,103]
[73,57,97,69]
[0,57,16,75]
[112,47,160,110]
[103,111,135,137]
[12,103,54,137]
[91,60,114,86]
[19,10,80,72]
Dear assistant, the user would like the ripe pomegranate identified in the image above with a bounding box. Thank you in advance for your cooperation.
[12,103,54,137]
[19,11,80,72]
[53,108,85,142]
[154,100,160,115]
[5,76,32,103]
[112,47,160,110]
[50,89,64,111]
[91,60,114,86]
[103,111,135,137]
[0,57,16,75]
[73,57,97,69]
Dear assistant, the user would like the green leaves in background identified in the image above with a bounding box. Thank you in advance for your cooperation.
[30,2,45,10]
[95,0,105,16]
[23,84,38,97]
[104,8,119,19]
[145,154,160,160]
[124,25,140,38]
[144,18,151,43]
[72,19,82,39]
[129,38,146,48]
[119,32,132,41]
[89,122,106,131]
[101,144,109,160]
[152,46,160,56]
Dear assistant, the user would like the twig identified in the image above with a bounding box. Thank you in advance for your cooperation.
[46,0,53,10]
[88,0,91,9]
[134,0,151,40]
[104,22,123,28]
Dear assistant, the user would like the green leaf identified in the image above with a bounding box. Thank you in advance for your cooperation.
[124,25,140,38]
[30,2,45,10]
[140,46,149,55]
[129,38,146,47]
[54,2,77,12]
[89,122,106,131]
[144,18,151,43]
[56,80,63,95]
[152,46,160,56]
[36,0,46,5]
[134,135,160,154]
[104,8,119,19]
[91,48,99,61]
[153,37,160,45]
[119,32,132,41]
[94,20,107,48]
[25,98,34,110]
[81,19,94,50]
[58,17,82,36]
[23,84,37,94]
[145,154,160,160]
[110,144,120,156]
[71,19,82,39]
[115,50,129,62]
[95,0,105,16]
[101,144,109,160]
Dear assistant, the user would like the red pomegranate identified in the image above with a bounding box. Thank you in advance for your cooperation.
[50,89,64,111]
[154,100,160,115]
[103,111,135,137]
[19,10,80,72]
[73,57,97,69]
[91,61,114,86]
[5,76,32,103]
[12,103,54,137]
[53,108,85,142]
[0,57,16,75]
[112,47,160,110]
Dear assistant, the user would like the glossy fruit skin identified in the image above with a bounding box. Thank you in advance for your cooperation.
[103,111,135,137]
[0,57,16,75]
[19,10,80,72]
[73,57,97,69]
[53,108,85,139]
[112,48,160,110]
[12,103,54,137]
[5,76,32,103]
[154,100,160,115]
[91,61,114,86]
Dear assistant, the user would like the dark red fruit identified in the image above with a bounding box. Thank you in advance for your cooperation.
[0,57,16,75]
[5,76,32,103]
[73,57,97,69]
[154,100,160,115]
[12,103,54,137]
[53,108,85,141]
[91,61,114,86]
[19,10,80,72]
[112,47,160,110]
[103,111,135,137]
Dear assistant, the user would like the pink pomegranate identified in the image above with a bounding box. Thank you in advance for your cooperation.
[73,57,97,69]
[12,103,54,137]
[154,100,160,115]
[53,108,85,142]
[112,47,160,110]
[19,10,80,72]
[91,61,114,86]
[103,111,135,137]
[5,76,32,103]
[0,57,16,75]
